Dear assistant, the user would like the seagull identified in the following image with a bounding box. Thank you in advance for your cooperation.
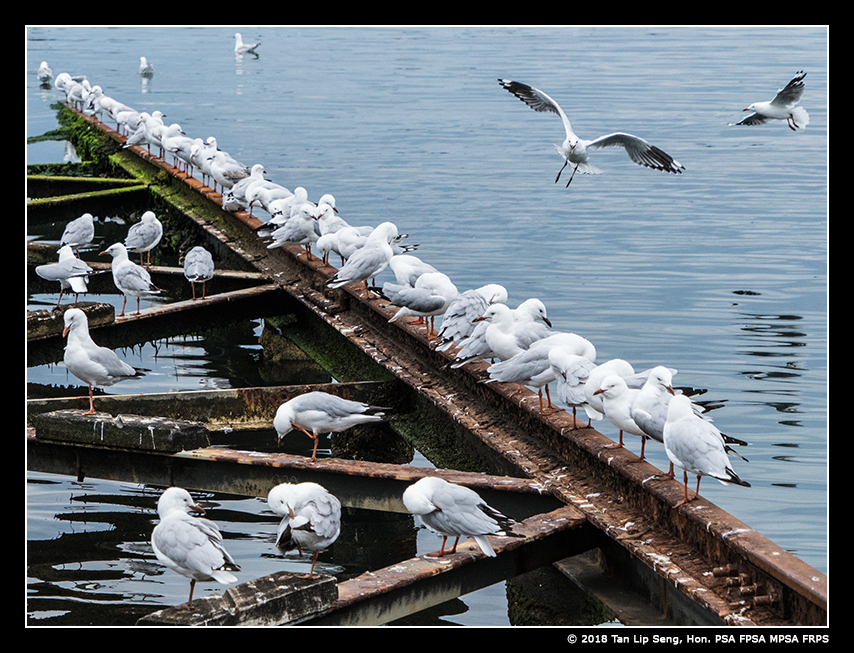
[123,210,163,267]
[384,271,459,338]
[327,222,400,292]
[549,348,597,426]
[207,149,251,194]
[273,391,387,461]
[452,299,552,368]
[37,61,53,84]
[663,395,751,506]
[59,212,95,256]
[486,331,597,413]
[150,487,239,610]
[62,308,139,414]
[436,283,508,352]
[99,242,162,317]
[35,245,93,306]
[402,476,519,557]
[234,32,260,56]
[183,246,214,300]
[731,71,809,131]
[266,203,322,258]
[593,374,651,459]
[267,483,341,577]
[138,56,154,77]
[498,79,685,186]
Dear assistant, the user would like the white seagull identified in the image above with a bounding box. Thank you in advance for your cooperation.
[436,283,508,352]
[452,299,552,368]
[327,222,400,292]
[593,374,651,460]
[267,483,341,577]
[138,56,154,76]
[123,210,163,267]
[35,245,93,306]
[59,212,95,255]
[183,246,215,300]
[150,487,240,610]
[486,331,597,413]
[99,242,162,317]
[234,32,260,56]
[549,348,597,426]
[731,71,809,131]
[498,79,685,186]
[402,476,519,557]
[62,308,139,414]
[664,395,751,506]
[384,271,459,338]
[273,391,387,461]
[37,61,53,84]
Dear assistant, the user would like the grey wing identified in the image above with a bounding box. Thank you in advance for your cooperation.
[771,71,806,108]
[386,285,445,312]
[302,392,371,418]
[89,345,137,380]
[732,111,770,126]
[118,264,157,292]
[588,133,685,173]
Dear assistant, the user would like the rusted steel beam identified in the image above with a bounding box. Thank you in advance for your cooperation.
[310,505,595,626]
[137,572,337,627]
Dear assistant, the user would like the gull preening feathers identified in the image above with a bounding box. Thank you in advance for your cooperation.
[150,487,240,610]
[402,476,519,557]
[267,483,341,577]
[731,71,809,131]
[498,79,685,186]
[273,391,387,461]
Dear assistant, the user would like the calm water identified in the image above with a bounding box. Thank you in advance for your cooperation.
[26,26,827,625]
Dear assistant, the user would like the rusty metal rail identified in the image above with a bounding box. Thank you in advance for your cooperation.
[26,105,828,626]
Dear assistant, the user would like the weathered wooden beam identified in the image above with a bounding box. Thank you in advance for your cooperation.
[137,572,337,626]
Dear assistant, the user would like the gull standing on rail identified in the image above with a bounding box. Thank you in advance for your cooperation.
[730,71,809,131]
[327,222,400,292]
[124,210,163,268]
[183,246,215,300]
[663,395,751,506]
[59,212,95,256]
[402,476,519,557]
[273,391,387,461]
[267,483,341,577]
[100,242,162,316]
[497,79,685,187]
[151,487,240,610]
[35,245,93,306]
[62,308,140,414]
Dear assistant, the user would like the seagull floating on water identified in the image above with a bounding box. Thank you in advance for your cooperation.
[138,56,154,77]
[498,79,685,186]
[730,71,809,131]
[62,308,140,414]
[268,482,341,577]
[150,487,240,610]
[234,32,260,56]
[402,476,520,557]
[273,391,387,461]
